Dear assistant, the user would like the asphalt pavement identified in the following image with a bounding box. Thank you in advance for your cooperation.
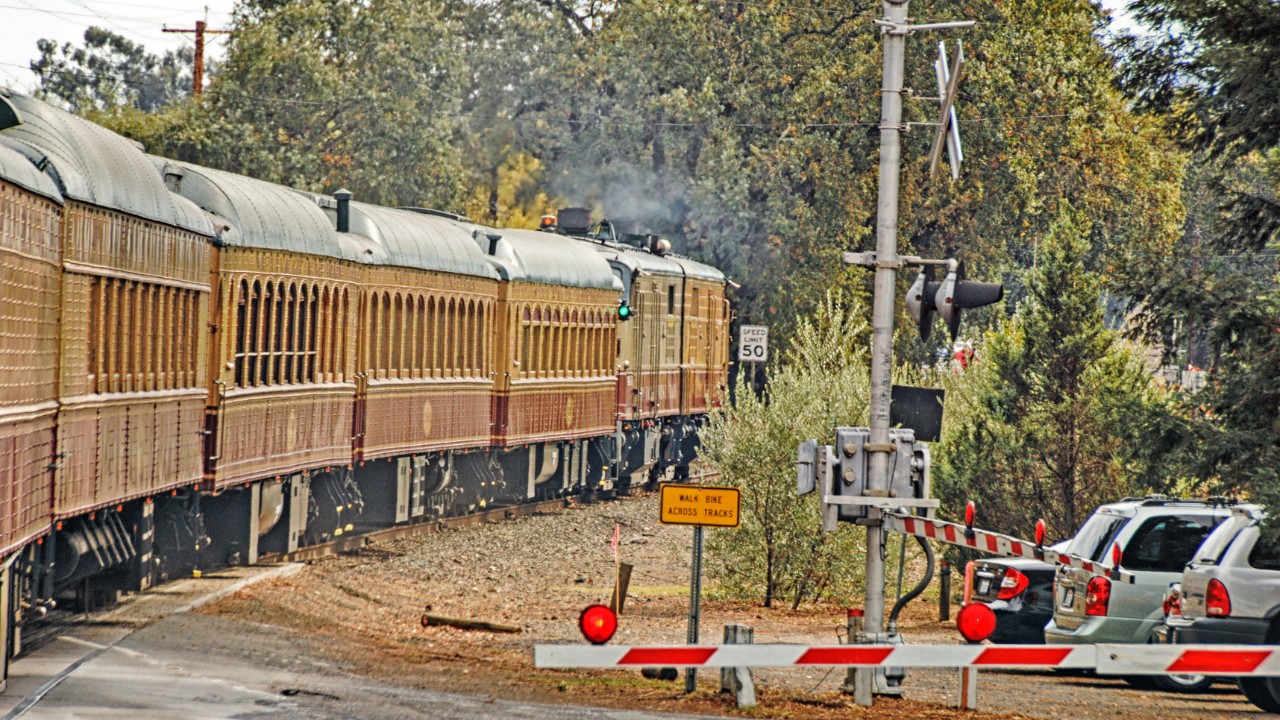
[0,565,719,720]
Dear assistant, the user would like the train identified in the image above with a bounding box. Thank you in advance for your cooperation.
[0,89,730,672]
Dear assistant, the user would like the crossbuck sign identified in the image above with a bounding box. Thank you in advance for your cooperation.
[738,325,768,362]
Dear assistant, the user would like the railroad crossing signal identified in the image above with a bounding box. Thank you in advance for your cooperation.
[906,260,1003,341]
[738,325,768,362]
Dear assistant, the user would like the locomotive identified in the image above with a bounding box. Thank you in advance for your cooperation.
[0,89,729,670]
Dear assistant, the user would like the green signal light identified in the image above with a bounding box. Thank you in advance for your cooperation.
[617,302,632,320]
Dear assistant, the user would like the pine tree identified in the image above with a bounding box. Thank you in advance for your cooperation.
[935,206,1167,539]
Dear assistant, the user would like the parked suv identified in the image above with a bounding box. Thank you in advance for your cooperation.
[1044,497,1231,689]
[1165,504,1280,712]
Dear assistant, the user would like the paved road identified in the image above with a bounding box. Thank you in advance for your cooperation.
[0,567,717,720]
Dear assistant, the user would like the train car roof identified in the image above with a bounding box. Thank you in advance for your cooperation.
[339,202,500,279]
[0,91,212,235]
[489,228,620,291]
[669,256,725,283]
[584,238,726,284]
[592,242,686,277]
[152,158,370,263]
[0,140,62,203]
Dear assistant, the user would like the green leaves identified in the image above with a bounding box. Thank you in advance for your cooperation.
[701,292,870,608]
[935,209,1169,538]
[31,28,193,112]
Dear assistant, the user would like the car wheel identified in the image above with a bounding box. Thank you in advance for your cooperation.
[1239,677,1280,714]
[1151,673,1212,693]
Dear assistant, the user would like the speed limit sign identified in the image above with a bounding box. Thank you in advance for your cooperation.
[738,325,768,362]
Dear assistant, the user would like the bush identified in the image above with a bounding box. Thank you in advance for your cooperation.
[701,292,872,608]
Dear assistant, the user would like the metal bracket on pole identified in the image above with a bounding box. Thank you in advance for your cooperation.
[823,496,940,511]
[873,19,977,35]
[844,252,959,270]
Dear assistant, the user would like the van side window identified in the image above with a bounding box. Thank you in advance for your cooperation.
[1248,530,1280,571]
[1122,515,1218,572]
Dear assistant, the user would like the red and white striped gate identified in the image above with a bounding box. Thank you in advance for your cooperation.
[881,511,1137,583]
[535,643,1280,676]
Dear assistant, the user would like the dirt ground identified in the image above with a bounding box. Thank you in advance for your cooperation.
[201,491,1258,719]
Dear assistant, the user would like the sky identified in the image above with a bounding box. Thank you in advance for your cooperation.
[2,0,1139,96]
[2,0,237,92]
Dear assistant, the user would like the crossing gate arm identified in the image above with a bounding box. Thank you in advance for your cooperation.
[882,511,1136,584]
[535,644,1280,676]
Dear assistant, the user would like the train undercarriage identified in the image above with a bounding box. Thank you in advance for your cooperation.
[0,420,704,666]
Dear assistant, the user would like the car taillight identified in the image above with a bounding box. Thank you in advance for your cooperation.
[1085,576,1111,616]
[997,567,1029,600]
[1206,579,1231,617]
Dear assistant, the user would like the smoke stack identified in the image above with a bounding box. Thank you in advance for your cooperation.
[557,207,591,235]
[334,189,352,233]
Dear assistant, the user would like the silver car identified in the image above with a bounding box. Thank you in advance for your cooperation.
[1044,497,1230,690]
[1166,504,1280,711]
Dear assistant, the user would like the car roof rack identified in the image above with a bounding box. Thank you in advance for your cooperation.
[1115,495,1228,507]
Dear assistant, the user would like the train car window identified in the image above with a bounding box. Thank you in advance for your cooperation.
[317,286,330,381]
[668,285,675,315]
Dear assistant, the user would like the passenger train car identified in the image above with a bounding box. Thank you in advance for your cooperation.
[0,89,729,678]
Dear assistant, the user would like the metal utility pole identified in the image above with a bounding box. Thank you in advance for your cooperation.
[862,0,912,675]
[856,0,974,700]
[163,20,231,96]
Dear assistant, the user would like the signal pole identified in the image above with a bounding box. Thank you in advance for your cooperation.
[856,0,974,702]
[859,0,911,698]
[163,20,231,96]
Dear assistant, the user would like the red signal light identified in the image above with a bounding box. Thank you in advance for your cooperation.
[1111,542,1123,568]
[964,501,975,529]
[579,604,618,645]
[1034,519,1046,547]
[1206,579,1231,617]
[956,602,996,643]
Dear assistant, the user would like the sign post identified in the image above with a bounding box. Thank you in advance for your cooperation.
[659,483,741,693]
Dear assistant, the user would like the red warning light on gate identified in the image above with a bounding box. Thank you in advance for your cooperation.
[956,602,997,643]
[579,604,618,645]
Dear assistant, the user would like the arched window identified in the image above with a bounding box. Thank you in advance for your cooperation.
[444,298,457,377]
[415,294,426,378]
[392,293,405,379]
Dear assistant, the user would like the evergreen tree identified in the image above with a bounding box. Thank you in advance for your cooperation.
[935,207,1168,538]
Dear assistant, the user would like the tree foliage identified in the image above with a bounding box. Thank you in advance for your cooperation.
[701,292,870,608]
[199,0,470,207]
[1106,0,1280,517]
[31,27,192,112]
[934,207,1170,538]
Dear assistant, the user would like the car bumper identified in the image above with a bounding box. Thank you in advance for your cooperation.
[990,608,1053,644]
[1044,616,1152,645]
[1171,616,1270,645]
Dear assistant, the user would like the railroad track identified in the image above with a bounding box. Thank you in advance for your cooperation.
[17,468,724,654]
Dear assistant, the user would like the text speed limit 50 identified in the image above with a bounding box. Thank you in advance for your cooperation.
[738,325,768,362]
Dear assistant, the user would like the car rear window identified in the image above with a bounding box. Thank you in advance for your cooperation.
[1248,528,1280,571]
[1122,514,1220,572]
[1069,513,1127,562]
[1193,515,1251,565]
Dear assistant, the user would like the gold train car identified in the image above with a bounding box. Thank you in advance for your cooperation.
[0,140,61,560]
[0,91,731,677]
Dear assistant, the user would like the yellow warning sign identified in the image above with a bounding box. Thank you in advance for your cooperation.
[659,484,741,528]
